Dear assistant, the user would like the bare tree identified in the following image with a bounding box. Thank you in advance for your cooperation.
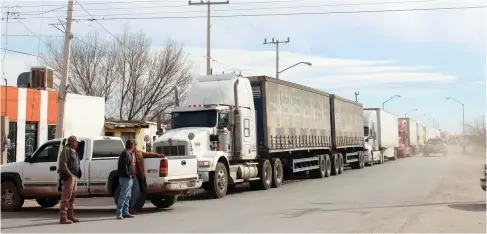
[465,116,486,137]
[113,28,193,120]
[42,31,119,101]
[42,27,195,121]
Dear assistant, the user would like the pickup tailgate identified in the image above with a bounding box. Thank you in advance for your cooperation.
[143,156,198,180]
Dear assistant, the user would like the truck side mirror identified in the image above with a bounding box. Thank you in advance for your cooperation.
[209,134,219,142]
[228,112,235,126]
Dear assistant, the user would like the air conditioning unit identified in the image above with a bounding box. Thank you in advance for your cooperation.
[30,66,54,90]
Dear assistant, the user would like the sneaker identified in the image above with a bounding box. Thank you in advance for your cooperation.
[116,215,123,220]
[60,219,73,224]
[69,218,80,223]
[122,213,135,218]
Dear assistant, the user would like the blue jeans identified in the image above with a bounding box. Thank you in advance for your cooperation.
[129,176,140,210]
[116,177,132,216]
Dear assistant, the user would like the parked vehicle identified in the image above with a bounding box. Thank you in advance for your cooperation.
[423,138,447,156]
[417,124,426,152]
[153,74,365,199]
[481,164,486,191]
[363,108,399,164]
[1,137,201,211]
[398,118,419,157]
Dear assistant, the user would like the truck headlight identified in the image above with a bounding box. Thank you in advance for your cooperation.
[198,161,211,167]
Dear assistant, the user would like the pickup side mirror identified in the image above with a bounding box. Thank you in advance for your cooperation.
[25,154,32,163]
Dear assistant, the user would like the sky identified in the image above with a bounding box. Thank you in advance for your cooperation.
[0,0,485,133]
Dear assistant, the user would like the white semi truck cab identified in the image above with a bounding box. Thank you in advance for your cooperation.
[154,74,366,199]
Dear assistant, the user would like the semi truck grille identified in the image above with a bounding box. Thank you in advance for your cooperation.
[155,145,186,156]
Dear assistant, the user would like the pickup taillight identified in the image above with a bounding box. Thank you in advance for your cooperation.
[159,159,168,177]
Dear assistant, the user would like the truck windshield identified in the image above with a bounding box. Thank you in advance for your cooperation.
[172,110,217,129]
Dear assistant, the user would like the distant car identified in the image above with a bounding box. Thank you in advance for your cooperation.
[423,138,447,156]
[481,164,486,191]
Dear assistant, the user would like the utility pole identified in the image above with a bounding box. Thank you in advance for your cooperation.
[54,0,74,138]
[354,91,359,102]
[189,0,229,75]
[263,37,290,79]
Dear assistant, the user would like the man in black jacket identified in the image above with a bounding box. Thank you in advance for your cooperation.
[116,140,136,219]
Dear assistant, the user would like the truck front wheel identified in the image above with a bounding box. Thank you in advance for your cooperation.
[207,162,228,199]
[36,198,60,208]
[1,181,24,212]
[150,195,178,209]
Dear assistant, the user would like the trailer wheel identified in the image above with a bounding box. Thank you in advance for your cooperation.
[271,158,283,188]
[310,155,326,179]
[207,162,228,199]
[338,154,344,174]
[250,160,272,190]
[331,154,339,175]
[324,154,331,177]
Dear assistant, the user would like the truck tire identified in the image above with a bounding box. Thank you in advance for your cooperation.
[207,162,228,199]
[338,154,344,174]
[36,198,60,208]
[331,154,340,175]
[250,160,272,190]
[150,195,178,209]
[359,152,365,169]
[310,155,326,179]
[324,154,331,177]
[1,181,24,212]
[271,158,284,188]
[367,152,375,166]
[113,184,146,211]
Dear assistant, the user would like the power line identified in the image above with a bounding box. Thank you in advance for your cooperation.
[1,0,310,9]
[0,48,48,58]
[66,5,485,21]
[8,0,451,17]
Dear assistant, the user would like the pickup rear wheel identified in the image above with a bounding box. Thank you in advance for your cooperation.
[1,181,24,211]
[36,198,60,208]
[207,162,228,199]
[113,184,146,211]
[150,195,178,209]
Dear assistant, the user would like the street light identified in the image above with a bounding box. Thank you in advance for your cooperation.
[405,108,418,117]
[382,94,401,110]
[414,114,426,120]
[446,96,465,154]
[278,61,312,76]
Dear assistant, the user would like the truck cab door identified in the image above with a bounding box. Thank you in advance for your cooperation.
[22,140,62,197]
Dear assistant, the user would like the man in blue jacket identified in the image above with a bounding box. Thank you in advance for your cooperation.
[116,140,136,219]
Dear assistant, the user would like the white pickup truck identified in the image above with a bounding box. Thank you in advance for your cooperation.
[1,136,201,211]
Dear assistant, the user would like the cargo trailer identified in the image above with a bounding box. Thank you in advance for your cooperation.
[398,118,420,157]
[363,108,399,164]
[154,74,366,199]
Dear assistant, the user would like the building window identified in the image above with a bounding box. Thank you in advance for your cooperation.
[7,122,17,163]
[48,125,56,140]
[25,122,38,157]
[105,132,114,136]
[120,132,136,143]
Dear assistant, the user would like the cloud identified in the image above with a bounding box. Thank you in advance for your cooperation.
[181,46,457,90]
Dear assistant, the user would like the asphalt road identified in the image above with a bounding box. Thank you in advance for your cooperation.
[2,148,486,233]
